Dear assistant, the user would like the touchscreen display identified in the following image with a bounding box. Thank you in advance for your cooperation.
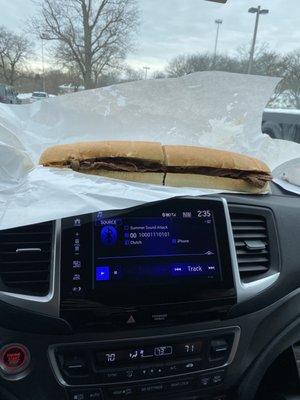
[93,209,220,286]
[60,198,235,307]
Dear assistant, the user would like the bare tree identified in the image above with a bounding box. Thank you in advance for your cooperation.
[31,0,139,89]
[165,53,241,77]
[235,42,286,76]
[276,51,300,109]
[166,54,212,78]
[152,70,166,79]
[0,27,33,86]
[122,66,144,82]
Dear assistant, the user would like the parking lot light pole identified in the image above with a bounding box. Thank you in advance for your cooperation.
[143,66,150,80]
[40,33,50,92]
[213,19,223,69]
[247,6,269,74]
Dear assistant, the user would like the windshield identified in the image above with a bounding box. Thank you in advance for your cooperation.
[0,1,298,108]
[0,0,300,213]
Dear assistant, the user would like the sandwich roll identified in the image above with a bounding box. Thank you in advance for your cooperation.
[164,173,268,194]
[163,145,272,193]
[40,140,272,193]
[40,140,165,185]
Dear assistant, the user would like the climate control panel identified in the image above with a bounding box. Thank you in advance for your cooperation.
[48,328,240,399]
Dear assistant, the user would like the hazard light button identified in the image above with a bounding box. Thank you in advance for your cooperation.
[0,344,30,375]
[126,315,136,325]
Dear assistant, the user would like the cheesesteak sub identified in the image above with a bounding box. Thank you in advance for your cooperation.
[39,141,272,193]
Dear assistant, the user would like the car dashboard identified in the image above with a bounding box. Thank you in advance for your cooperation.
[0,190,299,400]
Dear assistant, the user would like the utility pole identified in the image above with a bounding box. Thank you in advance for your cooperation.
[143,66,150,80]
[247,6,269,75]
[40,33,50,92]
[213,19,223,69]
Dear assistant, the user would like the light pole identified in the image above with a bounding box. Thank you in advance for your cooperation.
[213,19,223,68]
[143,66,150,80]
[247,6,269,75]
[40,32,50,92]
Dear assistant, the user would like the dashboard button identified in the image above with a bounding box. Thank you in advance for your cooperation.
[69,391,87,400]
[0,344,30,375]
[119,368,140,381]
[103,370,122,382]
[165,358,202,375]
[209,370,225,386]
[62,354,89,377]
[166,363,181,374]
[138,365,165,378]
[139,382,165,395]
[210,339,229,361]
[168,378,195,391]
[199,375,211,387]
[155,366,165,376]
[181,359,203,372]
[87,390,102,399]
[107,386,136,398]
[69,390,102,400]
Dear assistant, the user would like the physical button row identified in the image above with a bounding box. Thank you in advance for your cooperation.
[100,358,203,383]
[69,389,102,400]
[106,370,225,398]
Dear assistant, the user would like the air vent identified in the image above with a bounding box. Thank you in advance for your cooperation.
[0,221,54,296]
[230,213,270,281]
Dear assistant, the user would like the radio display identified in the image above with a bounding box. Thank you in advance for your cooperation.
[60,198,235,308]
[93,211,220,286]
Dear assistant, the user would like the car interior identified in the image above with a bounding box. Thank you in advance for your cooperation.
[1,1,300,400]
[0,185,299,400]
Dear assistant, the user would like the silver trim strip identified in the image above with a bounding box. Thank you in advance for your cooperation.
[16,248,42,253]
[0,220,61,317]
[48,326,241,388]
[221,198,280,303]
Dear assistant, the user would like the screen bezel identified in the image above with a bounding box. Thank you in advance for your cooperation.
[60,197,236,308]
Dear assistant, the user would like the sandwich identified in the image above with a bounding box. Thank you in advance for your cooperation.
[163,145,271,193]
[39,141,272,193]
[39,141,165,185]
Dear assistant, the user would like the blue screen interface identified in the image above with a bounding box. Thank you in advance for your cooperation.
[94,209,220,285]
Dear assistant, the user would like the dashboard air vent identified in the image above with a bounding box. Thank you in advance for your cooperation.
[230,213,270,280]
[0,221,54,296]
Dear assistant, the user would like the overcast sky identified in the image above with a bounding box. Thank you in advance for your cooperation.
[0,0,300,72]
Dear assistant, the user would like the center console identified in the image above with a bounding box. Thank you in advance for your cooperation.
[48,197,239,399]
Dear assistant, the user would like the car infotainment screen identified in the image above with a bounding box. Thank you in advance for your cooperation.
[60,197,234,307]
[93,211,220,286]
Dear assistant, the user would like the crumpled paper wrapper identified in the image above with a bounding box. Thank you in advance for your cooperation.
[0,71,299,229]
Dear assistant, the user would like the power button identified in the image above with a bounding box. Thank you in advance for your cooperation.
[0,344,31,377]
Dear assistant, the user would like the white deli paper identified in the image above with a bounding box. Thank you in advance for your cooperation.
[1,71,300,230]
[272,158,300,194]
